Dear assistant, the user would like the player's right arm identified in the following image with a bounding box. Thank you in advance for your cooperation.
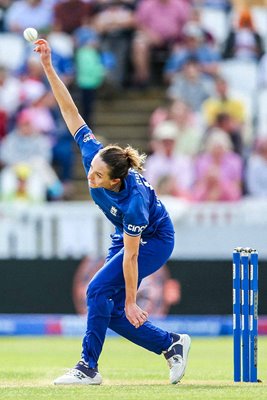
[34,39,84,136]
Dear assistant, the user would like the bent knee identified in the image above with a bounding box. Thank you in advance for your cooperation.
[88,292,114,317]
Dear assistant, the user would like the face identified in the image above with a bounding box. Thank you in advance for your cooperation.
[18,119,35,135]
[87,154,120,190]
[183,62,199,79]
[185,36,200,50]
[160,139,176,157]
[169,100,189,123]
[216,79,227,96]
[209,142,228,160]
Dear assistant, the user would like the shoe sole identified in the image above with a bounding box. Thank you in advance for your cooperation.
[172,334,191,384]
[54,378,102,385]
[54,373,102,385]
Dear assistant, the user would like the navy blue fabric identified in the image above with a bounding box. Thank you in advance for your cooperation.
[81,227,174,367]
[75,361,98,377]
[74,124,175,368]
[74,124,173,238]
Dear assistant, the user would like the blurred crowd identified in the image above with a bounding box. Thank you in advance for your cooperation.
[1,0,267,202]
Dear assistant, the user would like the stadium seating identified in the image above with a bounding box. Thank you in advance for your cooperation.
[0,33,25,71]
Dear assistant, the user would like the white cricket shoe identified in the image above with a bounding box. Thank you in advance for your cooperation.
[163,333,191,384]
[54,361,102,385]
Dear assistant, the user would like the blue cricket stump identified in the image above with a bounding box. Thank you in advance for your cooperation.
[233,249,241,382]
[233,247,258,383]
[249,251,258,382]
[241,252,250,382]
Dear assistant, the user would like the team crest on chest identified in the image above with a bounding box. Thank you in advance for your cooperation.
[110,206,118,216]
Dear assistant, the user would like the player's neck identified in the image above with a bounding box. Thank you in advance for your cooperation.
[110,181,122,192]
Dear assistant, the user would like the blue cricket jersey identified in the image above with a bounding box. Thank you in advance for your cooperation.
[74,124,174,238]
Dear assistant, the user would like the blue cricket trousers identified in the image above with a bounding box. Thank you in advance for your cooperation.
[81,227,175,368]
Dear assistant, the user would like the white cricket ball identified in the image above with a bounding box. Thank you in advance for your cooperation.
[23,27,38,42]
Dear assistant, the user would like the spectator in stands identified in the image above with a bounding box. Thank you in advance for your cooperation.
[0,0,12,32]
[19,62,50,107]
[18,59,59,135]
[167,99,204,156]
[18,48,74,99]
[19,51,46,79]
[4,0,53,33]
[131,0,191,87]
[164,21,221,83]
[0,65,22,132]
[192,128,243,201]
[150,99,204,156]
[202,76,248,154]
[166,57,213,113]
[245,137,267,197]
[213,112,244,156]
[46,27,75,87]
[222,8,264,62]
[186,6,215,46]
[0,108,63,201]
[92,0,136,88]
[0,109,49,162]
[144,120,194,198]
[149,100,171,136]
[53,0,93,35]
[202,75,246,127]
[155,175,180,197]
[20,91,57,138]
[0,162,47,201]
[74,27,105,126]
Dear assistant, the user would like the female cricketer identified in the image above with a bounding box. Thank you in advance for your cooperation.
[34,39,191,385]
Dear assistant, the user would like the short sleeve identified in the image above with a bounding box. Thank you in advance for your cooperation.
[123,194,149,236]
[74,124,103,175]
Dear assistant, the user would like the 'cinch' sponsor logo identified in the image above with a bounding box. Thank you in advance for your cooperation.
[127,224,147,233]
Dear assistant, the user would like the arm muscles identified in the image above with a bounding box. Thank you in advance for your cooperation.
[123,233,140,304]
[44,64,85,135]
[35,39,85,136]
[123,233,149,327]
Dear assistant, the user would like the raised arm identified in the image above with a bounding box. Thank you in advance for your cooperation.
[34,39,85,136]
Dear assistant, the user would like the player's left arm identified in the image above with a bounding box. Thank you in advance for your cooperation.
[123,233,148,328]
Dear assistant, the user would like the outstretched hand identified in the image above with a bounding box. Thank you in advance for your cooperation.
[125,303,148,329]
[34,39,52,68]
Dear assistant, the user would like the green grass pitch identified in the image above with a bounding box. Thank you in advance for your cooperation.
[0,336,267,400]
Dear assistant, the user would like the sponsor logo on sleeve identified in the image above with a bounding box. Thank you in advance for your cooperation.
[127,224,147,234]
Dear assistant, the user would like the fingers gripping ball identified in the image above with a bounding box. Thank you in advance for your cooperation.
[23,28,38,42]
